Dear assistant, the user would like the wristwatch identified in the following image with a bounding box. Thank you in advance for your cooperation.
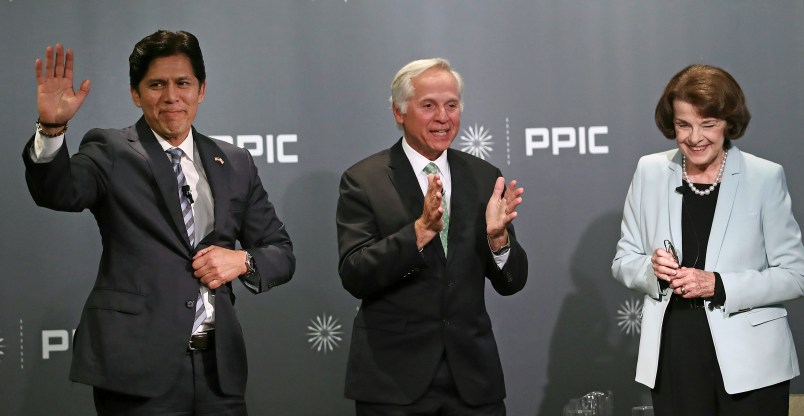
[492,241,511,256]
[242,250,256,276]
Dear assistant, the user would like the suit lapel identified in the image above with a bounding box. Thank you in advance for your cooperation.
[667,150,684,261]
[706,146,742,270]
[194,131,231,245]
[388,140,426,224]
[132,117,194,249]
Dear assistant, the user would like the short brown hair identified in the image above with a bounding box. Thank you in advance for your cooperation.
[654,65,750,145]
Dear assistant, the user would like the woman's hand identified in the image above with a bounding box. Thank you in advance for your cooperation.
[669,268,716,298]
[652,247,679,283]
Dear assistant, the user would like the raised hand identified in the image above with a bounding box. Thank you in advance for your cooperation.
[414,173,445,250]
[36,44,91,127]
[485,178,523,250]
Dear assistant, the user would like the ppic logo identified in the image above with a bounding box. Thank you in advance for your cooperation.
[42,329,76,359]
[212,134,299,163]
[0,320,78,370]
[525,126,609,155]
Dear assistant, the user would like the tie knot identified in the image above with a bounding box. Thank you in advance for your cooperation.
[166,148,184,164]
[423,162,440,175]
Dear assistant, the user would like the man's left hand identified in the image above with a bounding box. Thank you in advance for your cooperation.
[486,177,523,251]
[192,246,248,289]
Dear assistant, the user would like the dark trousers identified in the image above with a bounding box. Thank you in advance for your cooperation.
[651,296,789,416]
[355,356,505,416]
[93,348,247,416]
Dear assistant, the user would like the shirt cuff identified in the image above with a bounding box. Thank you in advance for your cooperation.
[492,250,510,269]
[241,275,261,292]
[30,129,65,163]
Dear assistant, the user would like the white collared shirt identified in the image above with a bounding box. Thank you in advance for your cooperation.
[401,138,451,210]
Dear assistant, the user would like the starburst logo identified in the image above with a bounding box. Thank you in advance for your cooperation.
[459,124,493,159]
[0,332,5,363]
[306,313,343,354]
[616,298,642,336]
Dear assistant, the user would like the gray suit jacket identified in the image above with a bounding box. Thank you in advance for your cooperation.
[612,146,804,393]
[336,139,528,405]
[23,117,295,397]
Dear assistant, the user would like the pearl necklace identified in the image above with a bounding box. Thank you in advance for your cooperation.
[682,150,728,196]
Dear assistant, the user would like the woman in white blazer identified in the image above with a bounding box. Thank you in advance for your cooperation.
[612,65,804,416]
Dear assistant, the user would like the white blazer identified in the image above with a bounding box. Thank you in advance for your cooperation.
[612,146,804,394]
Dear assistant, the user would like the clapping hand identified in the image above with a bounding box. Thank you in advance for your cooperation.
[486,177,523,251]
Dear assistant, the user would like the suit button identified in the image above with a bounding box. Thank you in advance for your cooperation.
[447,281,454,287]
[442,319,450,326]
[186,300,195,308]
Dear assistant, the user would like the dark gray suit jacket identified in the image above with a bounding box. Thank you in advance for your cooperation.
[23,117,295,398]
[336,139,528,405]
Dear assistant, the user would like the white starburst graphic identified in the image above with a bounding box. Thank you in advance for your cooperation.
[0,335,5,362]
[306,313,343,354]
[616,298,642,336]
[459,124,493,160]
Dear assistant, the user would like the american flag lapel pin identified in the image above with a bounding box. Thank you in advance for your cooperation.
[214,156,225,165]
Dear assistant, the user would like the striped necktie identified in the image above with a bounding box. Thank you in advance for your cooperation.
[166,148,206,334]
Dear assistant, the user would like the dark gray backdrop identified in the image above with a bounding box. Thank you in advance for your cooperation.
[1,1,803,415]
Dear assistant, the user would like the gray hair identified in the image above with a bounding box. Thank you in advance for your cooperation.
[390,58,464,114]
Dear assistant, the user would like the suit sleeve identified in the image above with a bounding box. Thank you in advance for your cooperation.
[720,166,804,313]
[234,150,295,293]
[612,158,663,299]
[486,226,528,296]
[336,168,427,299]
[23,129,111,212]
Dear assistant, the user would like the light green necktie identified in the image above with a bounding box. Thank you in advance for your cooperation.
[423,162,449,255]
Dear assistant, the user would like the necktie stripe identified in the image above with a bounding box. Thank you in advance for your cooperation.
[192,299,206,331]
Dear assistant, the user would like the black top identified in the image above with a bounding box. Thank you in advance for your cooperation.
[681,182,726,305]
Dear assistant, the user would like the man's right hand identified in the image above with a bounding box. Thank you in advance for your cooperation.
[414,173,444,250]
[36,44,91,131]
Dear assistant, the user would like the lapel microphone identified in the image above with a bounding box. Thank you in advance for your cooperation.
[182,185,194,204]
